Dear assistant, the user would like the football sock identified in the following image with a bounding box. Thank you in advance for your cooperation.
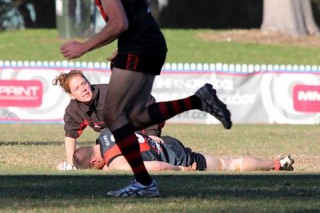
[112,123,152,185]
[148,95,201,123]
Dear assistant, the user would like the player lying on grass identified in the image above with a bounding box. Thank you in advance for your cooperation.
[72,128,294,172]
[53,70,165,170]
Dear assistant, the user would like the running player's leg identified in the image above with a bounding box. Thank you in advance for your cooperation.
[129,86,232,130]
[103,68,155,187]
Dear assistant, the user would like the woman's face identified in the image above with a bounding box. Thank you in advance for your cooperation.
[68,75,93,103]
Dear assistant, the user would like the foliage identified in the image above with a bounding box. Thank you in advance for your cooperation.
[0,0,24,30]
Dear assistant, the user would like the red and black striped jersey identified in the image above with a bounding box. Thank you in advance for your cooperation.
[97,128,207,170]
[94,0,167,54]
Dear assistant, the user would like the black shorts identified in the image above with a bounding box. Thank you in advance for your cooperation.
[161,136,207,171]
[113,53,166,76]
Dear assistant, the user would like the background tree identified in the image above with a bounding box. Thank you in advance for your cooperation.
[261,0,320,36]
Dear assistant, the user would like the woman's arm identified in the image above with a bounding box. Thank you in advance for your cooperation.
[65,136,76,165]
[60,0,128,60]
[57,137,77,170]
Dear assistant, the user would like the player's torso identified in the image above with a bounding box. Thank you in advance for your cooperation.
[64,85,108,136]
[101,132,158,165]
[95,0,167,54]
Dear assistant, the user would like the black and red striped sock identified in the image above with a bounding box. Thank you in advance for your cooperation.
[112,123,152,186]
[148,95,201,124]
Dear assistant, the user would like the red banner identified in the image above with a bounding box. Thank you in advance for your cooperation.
[0,80,43,107]
[293,85,320,113]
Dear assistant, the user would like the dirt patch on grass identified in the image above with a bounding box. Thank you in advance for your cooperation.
[197,29,320,48]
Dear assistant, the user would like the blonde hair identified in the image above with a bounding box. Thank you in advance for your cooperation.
[52,70,87,94]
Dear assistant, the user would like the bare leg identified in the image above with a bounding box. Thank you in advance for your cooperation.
[103,68,155,185]
[204,155,277,172]
[103,68,154,131]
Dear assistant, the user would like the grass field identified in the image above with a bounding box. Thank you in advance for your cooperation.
[0,29,320,212]
[0,124,319,212]
[1,29,320,65]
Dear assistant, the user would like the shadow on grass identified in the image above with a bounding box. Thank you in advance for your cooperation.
[0,174,319,201]
[0,141,93,146]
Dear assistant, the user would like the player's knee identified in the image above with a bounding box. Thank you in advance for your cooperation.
[102,108,124,128]
[128,114,141,125]
[102,109,115,124]
[216,158,224,171]
[127,108,145,129]
[226,158,244,171]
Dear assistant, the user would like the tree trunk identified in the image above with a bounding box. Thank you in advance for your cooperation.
[261,0,320,36]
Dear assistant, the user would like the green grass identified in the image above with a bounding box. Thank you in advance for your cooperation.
[1,29,320,65]
[0,124,319,212]
[0,174,319,212]
[0,29,319,212]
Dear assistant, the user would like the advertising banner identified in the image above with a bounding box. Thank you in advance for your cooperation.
[0,62,319,124]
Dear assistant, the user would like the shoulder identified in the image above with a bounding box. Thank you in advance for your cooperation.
[65,99,80,113]
[64,100,84,122]
[108,156,131,171]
